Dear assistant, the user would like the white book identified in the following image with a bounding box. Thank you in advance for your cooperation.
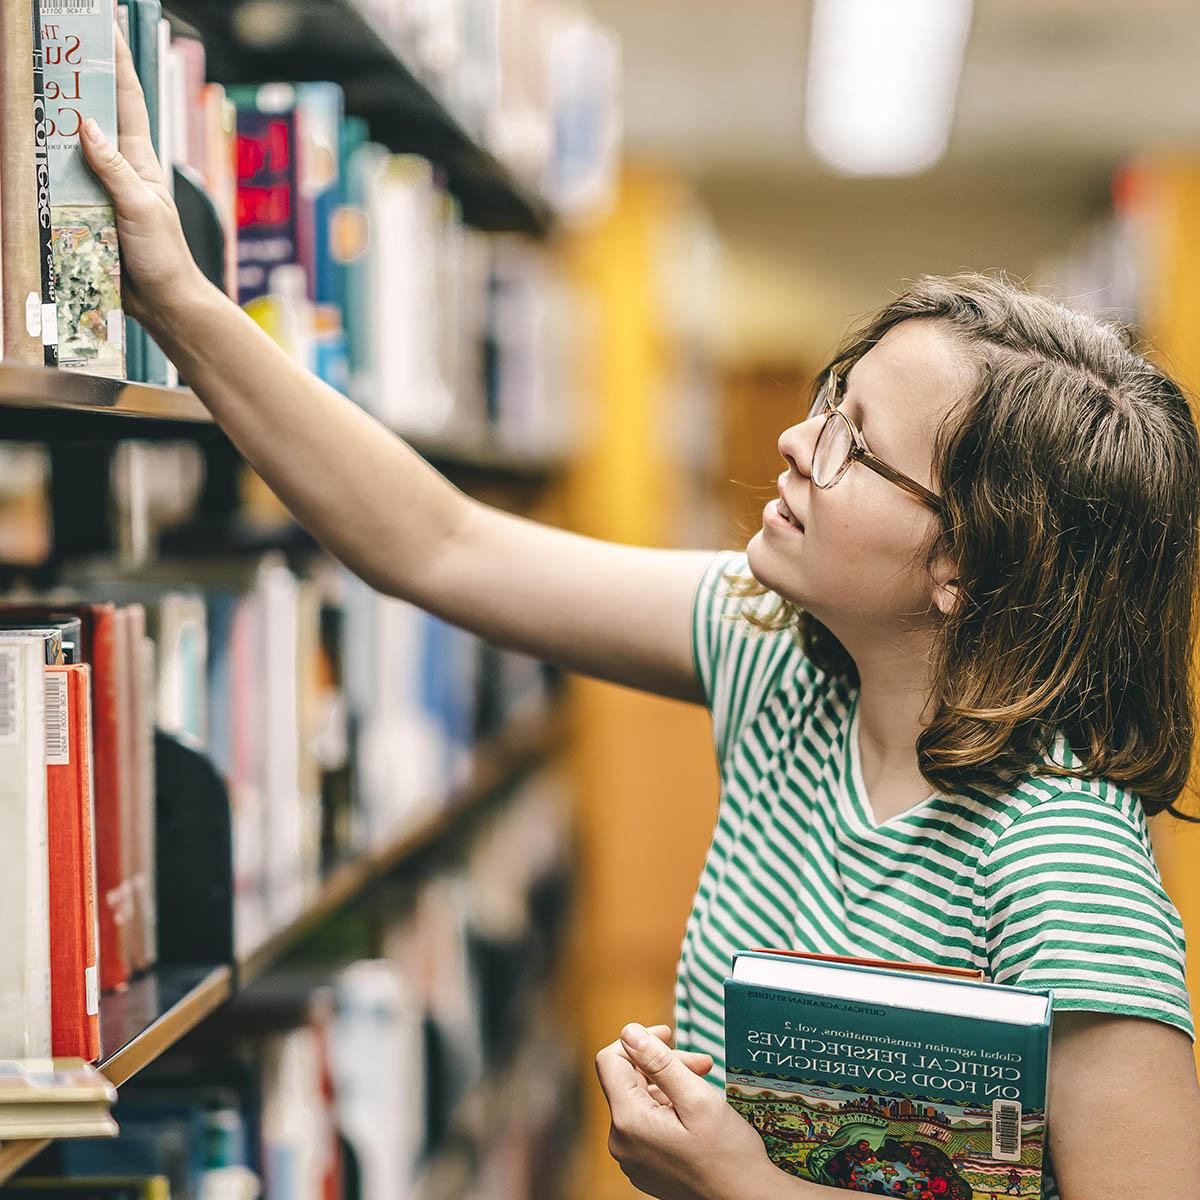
[0,636,51,1057]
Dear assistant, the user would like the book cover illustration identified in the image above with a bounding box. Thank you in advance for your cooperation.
[725,967,1051,1198]
[41,0,125,378]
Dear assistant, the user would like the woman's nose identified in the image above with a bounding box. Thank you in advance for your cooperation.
[778,417,818,478]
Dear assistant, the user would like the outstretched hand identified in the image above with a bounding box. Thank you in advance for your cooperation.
[79,22,202,325]
[596,1023,785,1200]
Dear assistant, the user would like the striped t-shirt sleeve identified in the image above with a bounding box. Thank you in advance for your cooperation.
[983,790,1194,1038]
[690,550,812,767]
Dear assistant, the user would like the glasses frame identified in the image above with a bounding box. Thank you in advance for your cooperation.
[810,369,944,517]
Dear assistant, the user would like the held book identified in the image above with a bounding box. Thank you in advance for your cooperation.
[725,950,1053,1199]
[41,0,126,377]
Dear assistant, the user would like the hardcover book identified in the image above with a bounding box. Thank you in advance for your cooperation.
[232,85,301,306]
[0,636,51,1059]
[0,0,59,364]
[725,950,1053,1199]
[41,0,126,377]
[46,662,101,1061]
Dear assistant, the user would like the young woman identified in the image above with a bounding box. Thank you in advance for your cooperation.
[82,33,1200,1200]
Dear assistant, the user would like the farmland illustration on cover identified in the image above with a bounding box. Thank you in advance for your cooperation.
[726,1077,1045,1198]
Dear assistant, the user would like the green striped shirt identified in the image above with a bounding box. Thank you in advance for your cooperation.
[677,551,1192,1199]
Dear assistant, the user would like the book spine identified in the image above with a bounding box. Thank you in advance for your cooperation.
[90,609,130,991]
[77,665,101,1058]
[0,0,49,364]
[31,0,60,365]
[42,0,126,378]
[232,92,301,306]
[46,665,99,1060]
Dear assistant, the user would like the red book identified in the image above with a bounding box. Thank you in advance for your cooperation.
[46,663,100,1061]
[750,949,984,980]
[0,604,129,990]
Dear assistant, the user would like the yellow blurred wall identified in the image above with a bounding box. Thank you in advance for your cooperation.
[560,167,721,1200]
[1140,158,1200,1077]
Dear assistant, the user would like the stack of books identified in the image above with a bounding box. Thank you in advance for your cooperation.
[0,1057,117,1141]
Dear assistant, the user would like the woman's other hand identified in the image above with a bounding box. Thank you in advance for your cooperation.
[79,22,204,326]
[596,1023,790,1200]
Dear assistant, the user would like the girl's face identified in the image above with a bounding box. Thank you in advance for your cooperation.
[746,319,969,638]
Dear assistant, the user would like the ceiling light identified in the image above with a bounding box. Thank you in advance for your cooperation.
[806,0,974,176]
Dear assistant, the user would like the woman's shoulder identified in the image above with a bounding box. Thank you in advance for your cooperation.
[983,755,1159,877]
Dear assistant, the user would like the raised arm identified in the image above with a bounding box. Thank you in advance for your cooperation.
[81,28,712,702]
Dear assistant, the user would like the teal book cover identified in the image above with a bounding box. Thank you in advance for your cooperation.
[725,952,1052,1199]
[41,0,126,378]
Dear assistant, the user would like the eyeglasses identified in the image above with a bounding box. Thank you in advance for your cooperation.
[809,369,944,516]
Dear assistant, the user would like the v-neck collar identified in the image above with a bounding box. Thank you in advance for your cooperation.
[837,691,943,835]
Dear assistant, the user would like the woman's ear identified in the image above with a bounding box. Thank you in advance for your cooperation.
[930,554,962,618]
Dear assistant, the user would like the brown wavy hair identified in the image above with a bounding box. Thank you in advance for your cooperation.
[731,271,1200,819]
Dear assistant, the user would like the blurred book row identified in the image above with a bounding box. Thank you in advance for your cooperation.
[0,0,614,456]
[0,549,555,1066]
[354,0,621,211]
[3,766,576,1200]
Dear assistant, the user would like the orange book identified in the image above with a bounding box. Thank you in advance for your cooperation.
[46,664,100,1061]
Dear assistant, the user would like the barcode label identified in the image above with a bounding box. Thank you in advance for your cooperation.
[41,0,101,13]
[44,672,69,765]
[992,1098,1022,1161]
[0,648,21,745]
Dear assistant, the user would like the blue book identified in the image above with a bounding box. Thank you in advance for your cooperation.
[115,0,169,385]
[724,949,1052,1198]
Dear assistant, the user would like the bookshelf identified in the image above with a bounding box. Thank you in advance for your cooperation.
[0,705,565,1186]
[0,366,566,489]
[163,0,554,237]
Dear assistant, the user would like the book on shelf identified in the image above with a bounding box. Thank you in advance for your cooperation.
[0,1056,116,1140]
[40,0,126,378]
[115,0,175,387]
[724,949,1053,1199]
[2,1179,169,1200]
[0,603,135,994]
[0,0,59,365]
[46,662,101,1063]
[0,635,51,1059]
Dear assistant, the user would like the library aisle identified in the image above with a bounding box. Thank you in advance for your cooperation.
[2,2,1200,1200]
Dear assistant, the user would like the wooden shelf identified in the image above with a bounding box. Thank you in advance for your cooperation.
[0,367,567,490]
[0,365,212,440]
[238,704,565,984]
[0,964,233,1184]
[164,0,553,237]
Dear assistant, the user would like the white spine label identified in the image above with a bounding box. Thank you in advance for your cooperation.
[85,965,99,1016]
[42,303,59,347]
[106,309,124,350]
[25,292,41,338]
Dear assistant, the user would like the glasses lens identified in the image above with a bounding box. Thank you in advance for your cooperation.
[813,411,852,487]
[809,373,835,418]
